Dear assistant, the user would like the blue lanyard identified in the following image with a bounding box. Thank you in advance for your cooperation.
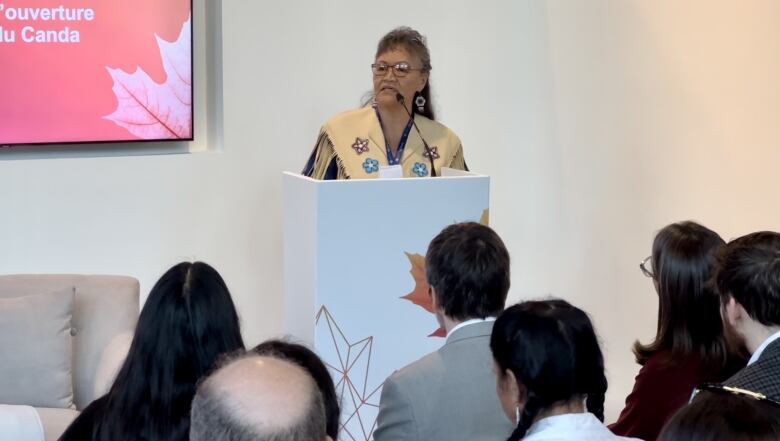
[376,109,414,166]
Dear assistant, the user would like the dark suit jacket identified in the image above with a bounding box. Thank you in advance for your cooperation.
[724,338,780,400]
[372,321,514,441]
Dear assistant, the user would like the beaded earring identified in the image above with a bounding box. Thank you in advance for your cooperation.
[415,95,426,113]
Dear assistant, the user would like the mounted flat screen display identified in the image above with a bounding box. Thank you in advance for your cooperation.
[0,0,193,146]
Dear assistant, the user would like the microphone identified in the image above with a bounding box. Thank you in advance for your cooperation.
[396,93,437,177]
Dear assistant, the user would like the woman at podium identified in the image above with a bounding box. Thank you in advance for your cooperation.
[303,27,468,180]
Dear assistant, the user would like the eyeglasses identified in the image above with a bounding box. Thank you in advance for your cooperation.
[371,62,424,78]
[639,256,654,278]
[695,383,780,408]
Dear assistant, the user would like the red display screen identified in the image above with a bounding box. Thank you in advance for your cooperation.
[0,0,193,146]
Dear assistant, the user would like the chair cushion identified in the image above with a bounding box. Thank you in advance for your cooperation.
[36,407,80,441]
[93,331,133,398]
[0,275,140,409]
[0,288,75,409]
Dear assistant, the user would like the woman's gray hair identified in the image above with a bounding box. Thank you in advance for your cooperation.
[376,26,432,72]
[374,26,436,120]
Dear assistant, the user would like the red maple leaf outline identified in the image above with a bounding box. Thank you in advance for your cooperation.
[400,252,446,337]
[400,209,490,338]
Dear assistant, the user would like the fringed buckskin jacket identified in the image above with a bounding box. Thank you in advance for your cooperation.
[303,107,467,179]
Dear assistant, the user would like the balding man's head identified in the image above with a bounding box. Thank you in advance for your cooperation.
[190,354,327,441]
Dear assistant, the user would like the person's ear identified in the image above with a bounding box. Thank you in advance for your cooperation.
[503,369,523,404]
[416,70,429,93]
[430,286,448,316]
[724,296,742,327]
[325,436,334,441]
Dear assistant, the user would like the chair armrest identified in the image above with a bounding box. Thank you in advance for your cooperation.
[92,332,133,398]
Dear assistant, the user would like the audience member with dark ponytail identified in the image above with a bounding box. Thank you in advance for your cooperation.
[491,299,639,441]
[550,300,608,422]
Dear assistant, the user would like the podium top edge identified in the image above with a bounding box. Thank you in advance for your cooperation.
[281,171,490,182]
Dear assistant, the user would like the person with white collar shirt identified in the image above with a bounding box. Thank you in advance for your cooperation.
[373,222,514,441]
[715,231,780,401]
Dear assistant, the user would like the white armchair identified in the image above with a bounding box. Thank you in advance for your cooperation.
[0,275,139,441]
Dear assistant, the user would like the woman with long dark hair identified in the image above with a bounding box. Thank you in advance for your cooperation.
[491,299,636,441]
[610,221,745,440]
[59,262,245,441]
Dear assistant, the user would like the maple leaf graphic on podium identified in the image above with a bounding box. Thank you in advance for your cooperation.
[104,16,192,139]
[400,209,490,338]
[400,252,446,337]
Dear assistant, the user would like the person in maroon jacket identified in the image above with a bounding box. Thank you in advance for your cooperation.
[609,221,746,441]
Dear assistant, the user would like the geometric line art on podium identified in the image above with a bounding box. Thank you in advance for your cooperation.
[316,306,384,441]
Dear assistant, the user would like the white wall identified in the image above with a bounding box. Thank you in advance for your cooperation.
[514,1,780,417]
[2,0,780,421]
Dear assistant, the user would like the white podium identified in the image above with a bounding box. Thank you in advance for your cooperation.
[282,169,489,441]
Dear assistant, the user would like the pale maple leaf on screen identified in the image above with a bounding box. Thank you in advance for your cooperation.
[104,16,192,139]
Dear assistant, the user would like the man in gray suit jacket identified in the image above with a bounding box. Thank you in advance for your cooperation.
[373,222,515,441]
[715,231,780,400]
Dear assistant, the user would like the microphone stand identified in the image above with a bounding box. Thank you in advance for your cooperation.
[396,93,437,177]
